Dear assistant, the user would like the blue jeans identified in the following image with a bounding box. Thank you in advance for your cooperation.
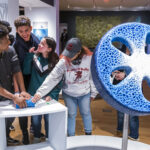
[62,92,92,136]
[32,114,48,138]
[117,111,139,139]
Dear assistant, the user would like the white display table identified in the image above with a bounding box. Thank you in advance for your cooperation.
[0,100,67,150]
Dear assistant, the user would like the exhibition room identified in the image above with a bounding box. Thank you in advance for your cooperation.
[0,0,150,150]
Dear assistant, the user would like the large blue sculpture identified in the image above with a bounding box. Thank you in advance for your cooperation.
[91,22,150,116]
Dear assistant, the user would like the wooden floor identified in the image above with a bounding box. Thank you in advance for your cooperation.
[10,98,150,145]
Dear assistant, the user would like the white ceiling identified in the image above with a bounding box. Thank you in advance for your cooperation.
[60,0,150,11]
[19,0,51,8]
[19,0,150,11]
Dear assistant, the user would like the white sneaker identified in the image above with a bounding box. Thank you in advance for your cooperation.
[128,136,139,141]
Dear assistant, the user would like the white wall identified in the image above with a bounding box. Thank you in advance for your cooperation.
[25,2,60,54]
[0,0,8,20]
[0,0,19,35]
[8,0,19,35]
[25,7,56,41]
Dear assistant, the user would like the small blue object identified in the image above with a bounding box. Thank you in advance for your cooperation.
[16,97,35,109]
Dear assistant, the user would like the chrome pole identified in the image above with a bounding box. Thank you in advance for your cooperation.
[121,113,129,150]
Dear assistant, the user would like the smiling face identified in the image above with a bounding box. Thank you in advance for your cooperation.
[37,38,52,58]
[16,25,32,42]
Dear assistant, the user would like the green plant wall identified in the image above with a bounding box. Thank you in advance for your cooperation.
[76,16,123,48]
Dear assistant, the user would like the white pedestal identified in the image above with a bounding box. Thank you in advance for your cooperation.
[67,135,150,150]
[0,100,67,150]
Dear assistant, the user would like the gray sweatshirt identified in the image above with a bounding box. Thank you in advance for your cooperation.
[36,55,98,98]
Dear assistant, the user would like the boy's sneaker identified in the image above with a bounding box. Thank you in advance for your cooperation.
[9,125,15,131]
[128,135,139,141]
[7,137,20,145]
[40,133,45,139]
[85,132,92,135]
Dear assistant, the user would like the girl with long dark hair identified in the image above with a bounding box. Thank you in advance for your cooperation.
[23,37,62,143]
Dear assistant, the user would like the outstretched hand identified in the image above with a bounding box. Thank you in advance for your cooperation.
[29,47,38,54]
[32,94,41,103]
[45,96,52,102]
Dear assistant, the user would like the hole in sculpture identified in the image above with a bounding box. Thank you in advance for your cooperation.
[111,40,131,85]
[111,67,131,85]
[112,41,131,56]
[145,32,150,54]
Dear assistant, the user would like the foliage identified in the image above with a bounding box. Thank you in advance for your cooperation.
[76,16,122,48]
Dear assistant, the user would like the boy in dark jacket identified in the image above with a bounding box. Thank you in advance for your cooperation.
[13,15,40,145]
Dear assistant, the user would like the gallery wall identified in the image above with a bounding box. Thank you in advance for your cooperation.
[25,7,57,40]
[25,3,60,54]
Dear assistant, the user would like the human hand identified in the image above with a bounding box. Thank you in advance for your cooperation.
[32,94,41,103]
[20,91,31,99]
[90,97,94,101]
[45,96,52,102]
[30,45,44,54]
[13,95,26,108]
[29,47,36,53]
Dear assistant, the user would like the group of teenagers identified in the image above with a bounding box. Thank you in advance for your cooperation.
[0,15,139,145]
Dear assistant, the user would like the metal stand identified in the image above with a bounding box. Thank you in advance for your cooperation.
[121,113,129,150]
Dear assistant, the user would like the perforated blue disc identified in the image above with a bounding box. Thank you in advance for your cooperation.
[91,22,150,116]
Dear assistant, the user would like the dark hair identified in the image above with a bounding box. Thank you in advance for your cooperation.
[9,34,15,45]
[14,15,31,28]
[45,37,59,70]
[0,24,9,40]
[0,20,12,33]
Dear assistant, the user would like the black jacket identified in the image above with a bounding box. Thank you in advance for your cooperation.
[13,33,40,69]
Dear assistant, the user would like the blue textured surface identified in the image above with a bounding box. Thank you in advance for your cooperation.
[91,22,150,116]
[16,97,35,109]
